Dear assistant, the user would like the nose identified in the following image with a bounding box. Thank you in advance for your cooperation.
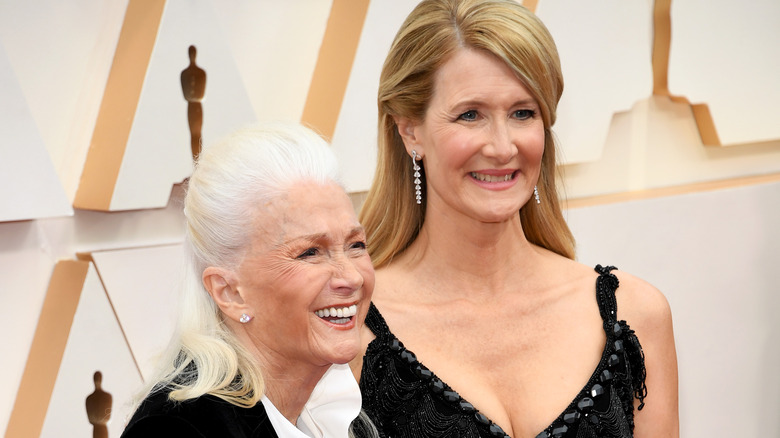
[330,254,364,293]
[484,120,517,163]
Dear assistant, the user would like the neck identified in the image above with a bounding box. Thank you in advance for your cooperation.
[262,362,328,424]
[401,208,539,295]
[234,326,330,424]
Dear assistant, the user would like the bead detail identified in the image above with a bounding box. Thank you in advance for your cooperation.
[563,411,581,424]
[577,397,594,412]
[475,412,490,425]
[551,425,569,437]
[399,349,416,364]
[443,390,460,403]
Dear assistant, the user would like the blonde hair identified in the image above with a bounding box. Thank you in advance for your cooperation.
[360,0,575,267]
[134,121,340,409]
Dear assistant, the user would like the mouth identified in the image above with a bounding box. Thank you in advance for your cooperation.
[314,304,358,325]
[470,171,517,182]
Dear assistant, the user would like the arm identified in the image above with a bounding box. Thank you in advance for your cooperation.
[615,271,679,438]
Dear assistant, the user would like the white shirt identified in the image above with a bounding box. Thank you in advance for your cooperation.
[261,363,362,437]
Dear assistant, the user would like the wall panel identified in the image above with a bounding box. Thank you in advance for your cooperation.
[2,1,780,436]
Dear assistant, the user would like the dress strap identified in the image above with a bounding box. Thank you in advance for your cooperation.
[365,302,391,340]
[594,265,648,410]
[594,264,620,324]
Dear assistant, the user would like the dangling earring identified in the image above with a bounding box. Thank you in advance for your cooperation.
[239,313,252,324]
[534,185,540,204]
[412,150,422,205]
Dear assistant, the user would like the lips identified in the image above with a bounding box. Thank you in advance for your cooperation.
[314,304,358,325]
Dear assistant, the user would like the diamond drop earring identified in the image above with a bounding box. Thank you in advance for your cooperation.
[412,150,422,205]
[534,185,540,204]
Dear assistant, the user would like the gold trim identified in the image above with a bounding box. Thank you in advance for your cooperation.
[5,260,90,438]
[300,0,370,141]
[564,172,780,209]
[523,0,539,13]
[651,0,722,146]
[73,0,166,210]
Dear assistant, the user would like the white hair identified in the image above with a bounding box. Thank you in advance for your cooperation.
[187,121,340,273]
[135,121,339,406]
[133,121,376,436]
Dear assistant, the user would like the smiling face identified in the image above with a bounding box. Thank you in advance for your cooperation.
[234,181,374,368]
[399,48,545,224]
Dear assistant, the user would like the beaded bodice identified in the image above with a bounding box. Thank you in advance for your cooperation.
[359,265,647,438]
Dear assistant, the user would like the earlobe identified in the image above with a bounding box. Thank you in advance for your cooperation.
[202,267,247,320]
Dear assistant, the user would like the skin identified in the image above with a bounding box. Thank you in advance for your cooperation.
[351,49,678,437]
[204,181,374,424]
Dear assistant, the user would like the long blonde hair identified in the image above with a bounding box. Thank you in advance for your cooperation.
[360,0,575,267]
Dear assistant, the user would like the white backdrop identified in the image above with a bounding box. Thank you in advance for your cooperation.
[1,0,780,436]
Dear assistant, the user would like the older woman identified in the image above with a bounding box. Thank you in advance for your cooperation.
[353,1,678,437]
[122,122,376,438]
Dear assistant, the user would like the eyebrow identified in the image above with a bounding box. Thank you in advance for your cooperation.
[285,226,365,245]
[453,97,539,108]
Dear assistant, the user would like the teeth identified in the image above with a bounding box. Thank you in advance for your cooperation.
[315,304,358,319]
[471,172,513,182]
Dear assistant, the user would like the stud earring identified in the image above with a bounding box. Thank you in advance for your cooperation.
[239,313,252,324]
[534,185,540,204]
[412,150,422,205]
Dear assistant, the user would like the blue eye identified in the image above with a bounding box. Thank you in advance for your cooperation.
[350,241,367,250]
[459,110,478,121]
[514,109,535,120]
[297,248,318,259]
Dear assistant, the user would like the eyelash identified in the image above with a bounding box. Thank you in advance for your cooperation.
[514,109,536,120]
[458,109,536,121]
[296,241,366,259]
[297,248,319,259]
[459,110,478,121]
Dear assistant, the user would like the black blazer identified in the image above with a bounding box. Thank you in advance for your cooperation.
[121,388,278,438]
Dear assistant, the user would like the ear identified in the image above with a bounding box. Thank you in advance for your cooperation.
[202,266,248,322]
[394,116,425,158]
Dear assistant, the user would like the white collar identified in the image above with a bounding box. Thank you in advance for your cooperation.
[261,363,361,437]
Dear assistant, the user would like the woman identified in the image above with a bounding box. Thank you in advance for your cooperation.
[353,1,679,437]
[122,122,376,438]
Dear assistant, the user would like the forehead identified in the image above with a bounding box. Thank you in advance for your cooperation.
[252,182,357,243]
[432,48,529,100]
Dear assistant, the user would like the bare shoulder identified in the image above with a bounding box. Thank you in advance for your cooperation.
[611,269,680,436]
[611,269,673,330]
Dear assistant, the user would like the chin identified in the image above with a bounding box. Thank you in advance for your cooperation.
[329,343,361,365]
[478,209,522,223]
[467,200,523,222]
[313,338,361,366]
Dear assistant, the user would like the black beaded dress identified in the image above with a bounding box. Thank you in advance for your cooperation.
[360,265,647,438]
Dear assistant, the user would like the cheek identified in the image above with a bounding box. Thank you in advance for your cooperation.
[244,266,306,310]
[357,259,375,297]
[426,133,476,177]
[523,127,546,163]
